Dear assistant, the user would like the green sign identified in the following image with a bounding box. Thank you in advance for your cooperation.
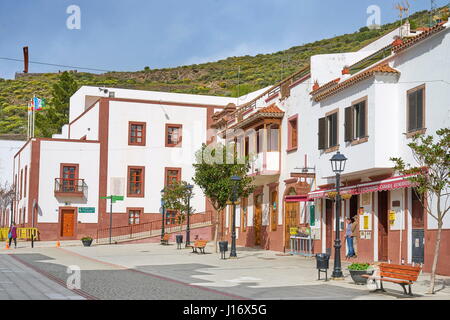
[100,195,124,203]
[78,207,95,213]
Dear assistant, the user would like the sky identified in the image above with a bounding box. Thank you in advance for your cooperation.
[0,0,446,79]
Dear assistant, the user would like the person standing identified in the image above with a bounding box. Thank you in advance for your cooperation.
[8,222,17,249]
[346,217,355,258]
[351,214,359,257]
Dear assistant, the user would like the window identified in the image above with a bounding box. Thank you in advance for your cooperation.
[20,169,23,199]
[345,98,367,142]
[165,168,181,187]
[287,115,298,151]
[268,124,279,152]
[61,164,79,192]
[166,210,177,225]
[166,124,182,147]
[318,111,338,150]
[407,85,425,133]
[129,122,146,146]
[24,166,27,198]
[256,126,264,154]
[128,208,142,225]
[127,166,145,197]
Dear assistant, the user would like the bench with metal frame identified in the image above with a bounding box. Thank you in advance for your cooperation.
[161,233,170,245]
[191,240,208,254]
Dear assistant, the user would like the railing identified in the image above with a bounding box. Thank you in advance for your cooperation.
[96,211,213,244]
[54,178,87,196]
[0,227,39,241]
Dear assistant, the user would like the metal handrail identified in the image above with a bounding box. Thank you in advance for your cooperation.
[96,211,213,244]
[54,178,87,193]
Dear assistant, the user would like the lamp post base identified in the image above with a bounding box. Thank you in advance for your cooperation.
[331,276,346,280]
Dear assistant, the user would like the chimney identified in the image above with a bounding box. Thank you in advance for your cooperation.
[23,46,29,73]
[341,66,351,80]
[312,80,320,91]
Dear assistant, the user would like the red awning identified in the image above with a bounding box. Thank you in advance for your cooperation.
[284,195,312,202]
[308,174,417,199]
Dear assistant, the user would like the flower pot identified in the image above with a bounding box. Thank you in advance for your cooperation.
[82,239,93,247]
[348,269,373,285]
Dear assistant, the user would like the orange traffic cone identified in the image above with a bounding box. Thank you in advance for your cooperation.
[56,241,60,248]
[5,242,10,250]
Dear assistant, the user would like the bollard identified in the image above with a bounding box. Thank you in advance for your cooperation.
[31,235,34,248]
[56,241,60,248]
[5,242,10,250]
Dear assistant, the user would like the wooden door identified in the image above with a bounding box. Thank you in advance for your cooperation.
[254,194,263,246]
[378,191,389,261]
[325,199,333,251]
[61,209,75,237]
[285,202,299,248]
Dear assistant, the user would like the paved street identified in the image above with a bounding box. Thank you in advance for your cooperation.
[1,241,449,300]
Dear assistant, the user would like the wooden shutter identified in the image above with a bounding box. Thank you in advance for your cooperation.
[360,101,366,137]
[416,88,424,130]
[408,92,417,131]
[318,117,326,150]
[344,106,353,142]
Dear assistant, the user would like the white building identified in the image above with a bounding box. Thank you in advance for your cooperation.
[214,22,450,275]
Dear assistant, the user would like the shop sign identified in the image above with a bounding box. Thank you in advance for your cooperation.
[78,207,95,213]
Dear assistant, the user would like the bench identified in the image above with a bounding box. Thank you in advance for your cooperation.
[362,263,422,296]
[191,240,208,254]
[161,234,170,245]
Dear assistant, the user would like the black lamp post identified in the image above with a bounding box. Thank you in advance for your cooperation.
[330,151,347,279]
[160,188,166,241]
[230,175,241,258]
[185,184,194,247]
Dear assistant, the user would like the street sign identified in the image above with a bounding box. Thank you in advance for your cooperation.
[100,195,124,203]
[78,207,95,213]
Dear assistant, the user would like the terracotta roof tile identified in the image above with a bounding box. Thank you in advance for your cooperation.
[258,104,284,114]
[313,64,400,102]
[393,23,446,54]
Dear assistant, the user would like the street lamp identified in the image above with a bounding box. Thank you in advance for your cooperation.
[160,188,166,241]
[330,151,347,279]
[230,175,241,258]
[185,184,194,247]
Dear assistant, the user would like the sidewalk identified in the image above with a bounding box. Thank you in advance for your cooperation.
[3,241,449,300]
[0,254,85,300]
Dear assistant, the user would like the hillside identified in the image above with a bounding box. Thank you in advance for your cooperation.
[0,8,440,136]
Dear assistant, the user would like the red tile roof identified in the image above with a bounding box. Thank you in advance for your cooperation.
[258,104,284,114]
[312,64,400,102]
[393,23,446,54]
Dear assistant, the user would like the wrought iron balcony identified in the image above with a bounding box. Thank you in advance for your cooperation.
[54,178,87,197]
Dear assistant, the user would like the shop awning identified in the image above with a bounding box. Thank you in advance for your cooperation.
[284,195,312,202]
[308,174,417,199]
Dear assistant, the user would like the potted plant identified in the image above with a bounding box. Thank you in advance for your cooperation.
[348,263,374,285]
[81,236,93,247]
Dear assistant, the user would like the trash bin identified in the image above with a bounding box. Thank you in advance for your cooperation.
[315,253,330,281]
[176,235,183,249]
[219,241,228,259]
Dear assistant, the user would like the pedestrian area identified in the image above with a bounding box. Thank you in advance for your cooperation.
[1,241,450,300]
[0,254,85,300]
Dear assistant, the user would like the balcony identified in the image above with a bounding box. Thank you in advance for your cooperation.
[54,178,88,198]
[249,151,280,176]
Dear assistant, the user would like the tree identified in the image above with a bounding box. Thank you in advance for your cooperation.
[36,71,79,137]
[0,183,15,227]
[193,143,255,252]
[390,128,450,294]
[162,180,195,233]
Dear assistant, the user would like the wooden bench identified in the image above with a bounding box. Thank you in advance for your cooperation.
[191,240,208,254]
[160,234,170,245]
[362,263,422,296]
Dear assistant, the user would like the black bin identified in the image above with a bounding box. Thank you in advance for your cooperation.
[219,241,228,259]
[176,235,183,249]
[315,253,330,281]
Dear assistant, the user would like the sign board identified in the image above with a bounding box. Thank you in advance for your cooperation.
[78,207,95,213]
[389,210,396,225]
[290,227,298,235]
[363,215,369,230]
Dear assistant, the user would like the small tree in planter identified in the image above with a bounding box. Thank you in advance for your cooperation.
[348,263,374,285]
[81,236,93,247]
[162,180,195,234]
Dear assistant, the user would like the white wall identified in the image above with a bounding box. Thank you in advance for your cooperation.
[37,140,100,223]
[0,140,25,187]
